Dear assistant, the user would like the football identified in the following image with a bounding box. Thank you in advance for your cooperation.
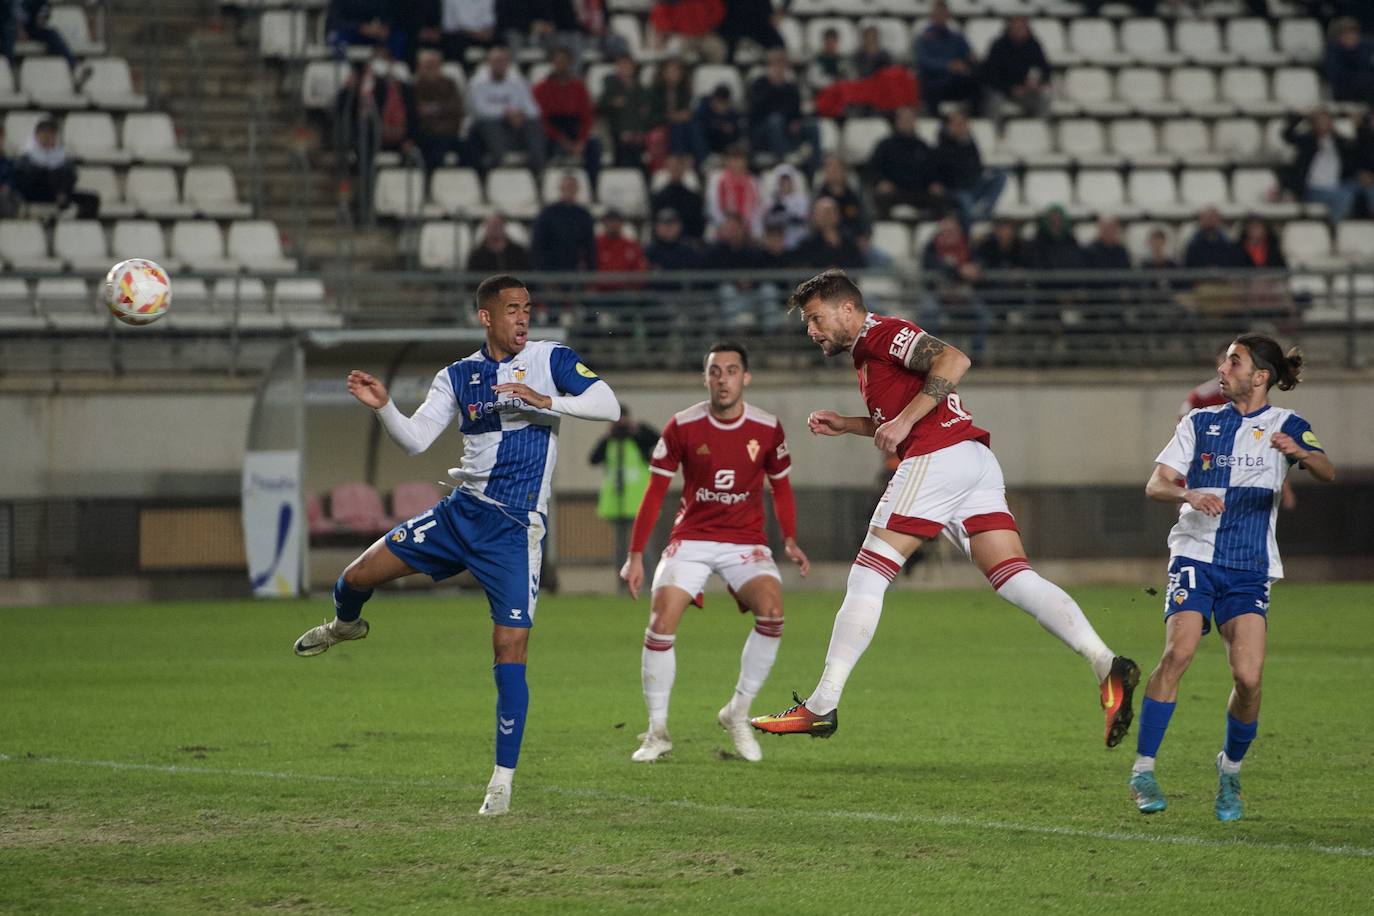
[103,258,172,326]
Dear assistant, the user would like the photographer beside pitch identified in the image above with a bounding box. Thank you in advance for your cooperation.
[291,275,621,817]
[1130,334,1335,821]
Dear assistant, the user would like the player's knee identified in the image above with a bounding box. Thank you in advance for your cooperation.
[341,561,371,591]
[1158,644,1196,676]
[493,626,529,664]
[752,614,783,639]
[1232,667,1263,698]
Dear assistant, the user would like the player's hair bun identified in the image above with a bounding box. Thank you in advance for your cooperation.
[1278,347,1304,391]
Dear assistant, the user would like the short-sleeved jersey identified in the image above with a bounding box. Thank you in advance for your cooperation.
[1155,403,1324,578]
[435,340,600,514]
[850,313,990,458]
[648,401,791,545]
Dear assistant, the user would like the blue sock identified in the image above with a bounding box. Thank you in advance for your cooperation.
[1224,713,1258,762]
[493,663,529,770]
[333,575,372,622]
[1136,697,1176,758]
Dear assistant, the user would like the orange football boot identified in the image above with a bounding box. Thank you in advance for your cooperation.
[1101,656,1140,748]
[750,692,838,738]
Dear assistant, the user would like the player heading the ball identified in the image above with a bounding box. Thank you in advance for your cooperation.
[620,342,810,763]
[751,269,1139,749]
[291,275,621,816]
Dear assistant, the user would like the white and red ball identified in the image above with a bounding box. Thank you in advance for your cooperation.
[103,258,172,326]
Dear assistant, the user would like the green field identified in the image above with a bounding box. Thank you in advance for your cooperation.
[3,583,1372,914]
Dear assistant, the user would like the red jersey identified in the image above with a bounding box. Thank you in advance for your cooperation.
[1180,377,1225,419]
[850,313,990,458]
[649,401,791,544]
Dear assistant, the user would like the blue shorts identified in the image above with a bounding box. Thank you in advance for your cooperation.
[1163,557,1270,635]
[384,489,545,628]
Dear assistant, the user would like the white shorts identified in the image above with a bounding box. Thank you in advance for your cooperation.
[869,439,1018,556]
[651,539,781,598]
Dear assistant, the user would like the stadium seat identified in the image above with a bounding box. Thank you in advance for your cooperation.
[20,57,84,109]
[1124,221,1175,262]
[609,14,644,57]
[212,277,281,330]
[417,221,473,270]
[121,113,191,165]
[1127,170,1190,219]
[1057,119,1114,166]
[0,278,43,331]
[274,278,341,330]
[37,278,104,331]
[1118,18,1181,65]
[1225,18,1281,66]
[1161,119,1223,166]
[690,64,744,102]
[156,274,222,329]
[171,220,240,274]
[968,117,1004,167]
[1027,18,1073,64]
[1281,220,1334,268]
[840,117,890,166]
[373,167,430,219]
[1169,68,1231,117]
[964,18,1002,57]
[1276,19,1323,64]
[306,492,337,538]
[111,219,175,269]
[486,168,541,219]
[1107,119,1171,167]
[390,481,443,523]
[1231,167,1301,218]
[597,168,649,219]
[870,220,912,268]
[50,5,103,55]
[183,165,253,218]
[429,167,485,217]
[73,165,135,217]
[327,482,391,536]
[777,17,806,58]
[125,166,196,219]
[301,59,349,110]
[4,111,46,155]
[1075,169,1135,218]
[805,17,860,55]
[1220,67,1282,117]
[1173,19,1233,65]
[1335,223,1374,263]
[1001,119,1067,167]
[540,168,593,207]
[1179,169,1234,216]
[1058,68,1129,117]
[61,111,129,164]
[1273,68,1321,112]
[1067,19,1118,65]
[52,220,113,273]
[82,58,147,110]
[1213,118,1266,163]
[259,10,313,58]
[863,16,912,58]
[0,219,63,272]
[1021,169,1073,213]
[1115,67,1174,117]
[227,220,298,273]
[0,60,28,108]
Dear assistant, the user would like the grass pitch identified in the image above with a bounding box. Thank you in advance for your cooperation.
[2,582,1372,914]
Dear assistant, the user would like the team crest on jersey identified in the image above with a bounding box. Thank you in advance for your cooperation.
[1252,426,1265,441]
[513,364,527,382]
[1201,453,1213,470]
[746,438,760,461]
[1173,588,1188,605]
[652,438,668,460]
[390,527,408,543]
[696,443,711,455]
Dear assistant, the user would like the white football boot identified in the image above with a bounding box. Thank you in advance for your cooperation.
[630,730,673,762]
[293,617,369,657]
[718,704,763,762]
[478,780,512,816]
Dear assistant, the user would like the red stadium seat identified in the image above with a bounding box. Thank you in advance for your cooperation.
[328,482,392,536]
[391,481,444,524]
[306,491,337,538]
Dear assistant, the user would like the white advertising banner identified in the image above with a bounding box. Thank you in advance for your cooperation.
[241,450,303,598]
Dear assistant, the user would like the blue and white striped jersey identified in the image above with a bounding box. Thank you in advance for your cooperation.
[404,340,602,515]
[1155,403,1324,579]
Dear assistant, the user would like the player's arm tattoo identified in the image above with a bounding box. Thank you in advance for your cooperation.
[921,375,955,402]
[906,334,948,374]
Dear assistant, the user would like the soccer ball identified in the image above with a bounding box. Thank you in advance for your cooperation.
[104,258,172,326]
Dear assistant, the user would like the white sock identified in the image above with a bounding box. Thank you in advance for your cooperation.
[1132,755,1155,776]
[1219,751,1242,775]
[991,563,1115,682]
[489,764,515,788]
[642,629,676,734]
[728,617,783,718]
[808,536,902,715]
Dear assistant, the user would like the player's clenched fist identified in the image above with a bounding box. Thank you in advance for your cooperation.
[346,370,389,409]
[1184,490,1225,517]
[493,382,553,410]
[808,410,846,436]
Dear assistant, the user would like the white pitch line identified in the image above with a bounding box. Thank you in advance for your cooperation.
[4,752,1372,860]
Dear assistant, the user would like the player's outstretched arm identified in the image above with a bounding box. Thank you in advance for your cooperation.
[369,368,459,456]
[347,370,389,408]
[808,409,876,438]
[1146,463,1224,516]
[1271,432,1335,482]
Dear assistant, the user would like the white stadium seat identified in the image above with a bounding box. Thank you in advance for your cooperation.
[259,10,312,59]
[373,167,429,219]
[1119,18,1181,66]
[1220,67,1282,117]
[52,220,113,273]
[870,221,913,268]
[227,220,297,273]
[274,278,341,330]
[73,166,135,218]
[1277,20,1323,64]
[1029,18,1074,65]
[597,168,649,219]
[1336,223,1374,263]
[212,278,281,331]
[49,5,103,55]
[1281,220,1333,268]
[1021,168,1073,212]
[0,219,63,272]
[5,111,46,154]
[1161,119,1222,165]
[125,166,196,219]
[0,60,28,108]
[20,57,84,109]
[540,168,593,208]
[1225,18,1281,66]
[62,111,129,164]
[1174,19,1233,65]
[964,18,1003,57]
[1057,119,1114,166]
[1113,67,1173,117]
[1127,170,1190,219]
[805,17,860,55]
[430,167,486,217]
[1057,68,1123,116]
[1273,68,1321,111]
[1075,169,1135,217]
[690,64,744,102]
[184,165,253,218]
[38,278,104,330]
[171,220,241,274]
[418,221,473,270]
[0,278,43,331]
[841,117,890,165]
[111,219,175,269]
[1169,67,1231,117]
[1213,118,1266,163]
[1232,168,1301,218]
[1067,19,1117,65]
[486,168,541,219]
[864,17,912,58]
[82,58,147,110]
[121,113,191,165]
[609,14,644,57]
[1001,119,1067,167]
[1179,169,1233,215]
[301,60,349,110]
[1108,119,1171,167]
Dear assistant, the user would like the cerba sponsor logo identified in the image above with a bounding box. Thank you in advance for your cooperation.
[466,397,526,421]
[1200,452,1266,471]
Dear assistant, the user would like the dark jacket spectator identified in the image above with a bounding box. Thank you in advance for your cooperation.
[853,26,893,78]
[646,58,694,129]
[869,106,942,215]
[1184,209,1247,269]
[13,118,98,217]
[467,214,533,272]
[816,155,868,235]
[1141,229,1179,272]
[690,86,745,157]
[336,57,418,153]
[598,55,654,168]
[532,174,597,271]
[645,209,705,271]
[1027,205,1086,271]
[649,154,707,241]
[1084,218,1132,270]
[747,55,804,126]
[1281,111,1357,193]
[974,220,1027,270]
[1324,17,1374,103]
[981,16,1051,117]
[792,197,865,269]
[807,29,849,88]
[933,118,984,191]
[912,1,978,113]
[327,0,407,59]
[412,48,466,171]
[718,0,784,57]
